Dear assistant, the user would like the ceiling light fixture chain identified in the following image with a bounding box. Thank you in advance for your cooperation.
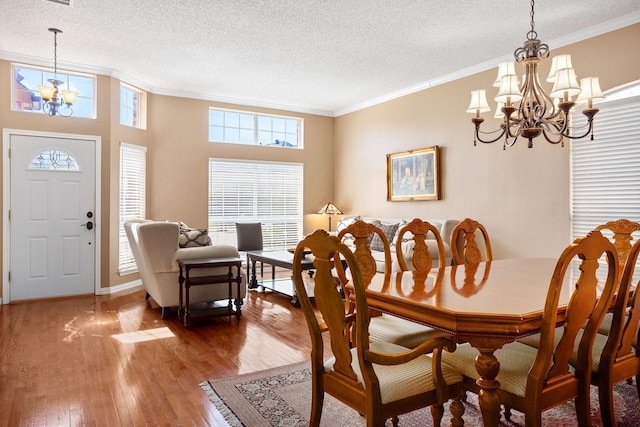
[38,27,79,117]
[466,0,604,149]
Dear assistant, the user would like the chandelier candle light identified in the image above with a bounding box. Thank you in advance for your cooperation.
[38,28,78,117]
[467,0,604,149]
[317,202,343,232]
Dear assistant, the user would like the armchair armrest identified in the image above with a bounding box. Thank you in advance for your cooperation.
[174,245,241,262]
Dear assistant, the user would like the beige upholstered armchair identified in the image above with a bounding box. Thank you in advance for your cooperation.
[125,220,247,319]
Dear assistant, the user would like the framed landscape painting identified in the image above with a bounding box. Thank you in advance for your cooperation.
[387,146,440,201]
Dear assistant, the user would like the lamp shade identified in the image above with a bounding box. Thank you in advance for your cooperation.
[493,61,517,87]
[550,68,581,99]
[575,77,605,104]
[546,54,574,83]
[38,85,57,102]
[466,89,491,114]
[61,89,79,106]
[494,75,523,104]
[317,202,343,215]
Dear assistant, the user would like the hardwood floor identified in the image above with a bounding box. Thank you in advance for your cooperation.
[0,284,324,426]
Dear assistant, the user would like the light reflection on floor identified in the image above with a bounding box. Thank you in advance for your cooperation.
[111,326,175,344]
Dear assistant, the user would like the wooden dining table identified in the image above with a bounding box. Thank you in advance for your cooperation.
[356,257,573,427]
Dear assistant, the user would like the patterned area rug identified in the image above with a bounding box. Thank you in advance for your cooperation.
[200,361,640,426]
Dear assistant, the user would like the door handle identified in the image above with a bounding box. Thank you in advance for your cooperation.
[81,221,94,230]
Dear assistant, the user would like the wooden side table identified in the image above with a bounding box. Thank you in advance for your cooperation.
[177,257,243,327]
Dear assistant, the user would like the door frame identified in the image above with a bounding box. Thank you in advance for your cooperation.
[2,128,102,304]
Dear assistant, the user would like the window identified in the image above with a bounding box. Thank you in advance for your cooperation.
[571,82,640,281]
[208,108,303,148]
[208,159,303,250]
[119,143,147,274]
[120,83,147,129]
[29,148,79,171]
[12,63,96,118]
[571,82,640,237]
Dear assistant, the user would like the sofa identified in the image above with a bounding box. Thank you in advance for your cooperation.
[336,216,460,272]
[125,220,247,319]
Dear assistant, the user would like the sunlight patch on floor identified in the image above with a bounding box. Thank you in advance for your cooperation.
[111,327,175,344]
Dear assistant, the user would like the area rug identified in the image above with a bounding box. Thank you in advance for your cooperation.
[200,361,640,426]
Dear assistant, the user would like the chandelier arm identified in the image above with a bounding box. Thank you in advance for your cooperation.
[472,121,508,145]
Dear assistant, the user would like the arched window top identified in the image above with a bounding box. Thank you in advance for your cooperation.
[28,148,80,171]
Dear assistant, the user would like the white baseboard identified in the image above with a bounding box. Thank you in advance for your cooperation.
[96,279,143,295]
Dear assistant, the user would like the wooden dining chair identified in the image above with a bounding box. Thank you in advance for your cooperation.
[337,219,446,348]
[594,219,640,330]
[336,219,391,288]
[292,229,466,427]
[395,218,447,272]
[443,230,620,427]
[596,219,640,280]
[449,217,492,265]
[590,236,640,426]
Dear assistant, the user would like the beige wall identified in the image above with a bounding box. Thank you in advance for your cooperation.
[146,96,335,232]
[334,23,640,259]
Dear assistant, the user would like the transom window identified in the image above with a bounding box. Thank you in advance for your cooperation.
[208,159,303,250]
[120,83,147,129]
[12,63,96,119]
[208,108,303,148]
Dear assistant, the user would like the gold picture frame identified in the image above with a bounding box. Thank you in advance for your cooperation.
[387,146,440,201]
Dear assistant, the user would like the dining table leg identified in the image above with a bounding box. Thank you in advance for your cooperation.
[474,347,501,427]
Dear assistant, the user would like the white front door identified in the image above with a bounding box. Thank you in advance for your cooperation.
[9,134,96,301]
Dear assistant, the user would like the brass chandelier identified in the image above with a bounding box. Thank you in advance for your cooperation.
[38,28,79,117]
[466,0,604,149]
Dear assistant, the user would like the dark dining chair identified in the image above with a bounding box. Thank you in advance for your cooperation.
[236,222,266,276]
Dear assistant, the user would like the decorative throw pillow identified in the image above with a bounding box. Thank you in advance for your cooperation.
[369,222,399,252]
[178,222,211,247]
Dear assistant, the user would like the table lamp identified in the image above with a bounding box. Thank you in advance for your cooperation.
[316,202,343,231]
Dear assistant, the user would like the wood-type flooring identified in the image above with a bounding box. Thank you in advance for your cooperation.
[0,282,323,426]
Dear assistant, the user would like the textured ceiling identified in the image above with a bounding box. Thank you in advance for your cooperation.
[1,0,639,116]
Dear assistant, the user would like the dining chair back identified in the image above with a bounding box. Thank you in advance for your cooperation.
[450,217,492,265]
[595,219,640,281]
[443,230,619,427]
[595,236,640,426]
[292,229,465,427]
[337,219,447,348]
[395,218,447,272]
[336,219,391,287]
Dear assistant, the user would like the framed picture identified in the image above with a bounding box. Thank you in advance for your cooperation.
[387,146,440,201]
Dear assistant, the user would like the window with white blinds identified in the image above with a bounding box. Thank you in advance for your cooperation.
[119,143,147,274]
[208,159,303,250]
[571,84,640,239]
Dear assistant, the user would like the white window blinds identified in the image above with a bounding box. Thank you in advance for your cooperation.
[119,143,147,274]
[208,159,303,249]
[571,90,640,239]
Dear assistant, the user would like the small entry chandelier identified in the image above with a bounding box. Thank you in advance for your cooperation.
[38,28,78,117]
[466,0,604,149]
